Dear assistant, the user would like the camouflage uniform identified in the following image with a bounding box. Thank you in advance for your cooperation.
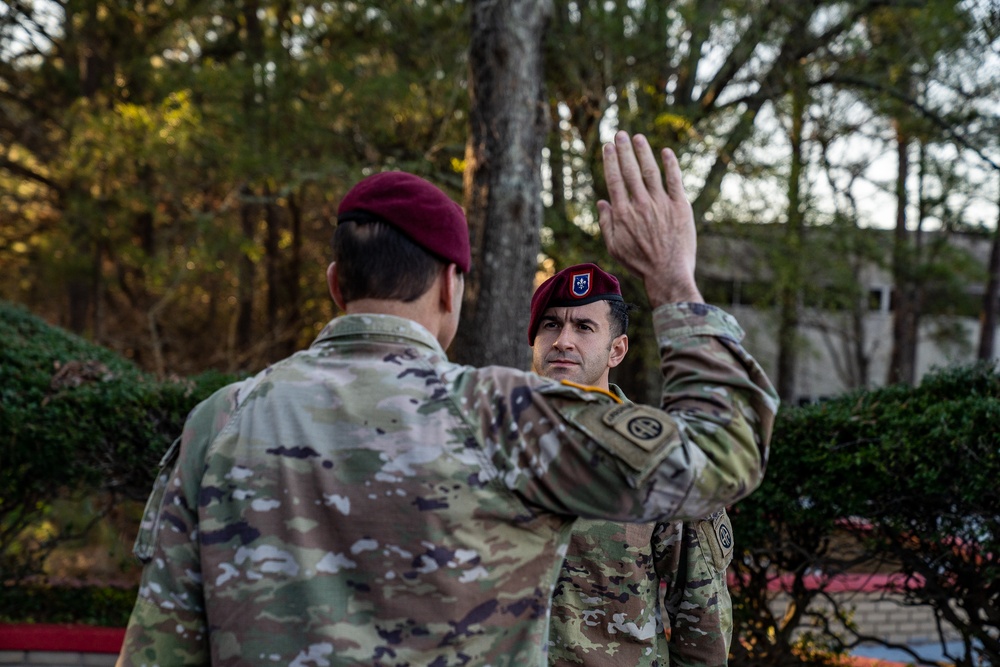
[118,302,776,666]
[548,385,734,667]
[657,508,734,666]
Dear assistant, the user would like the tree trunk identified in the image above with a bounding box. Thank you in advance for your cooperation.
[62,1,109,338]
[851,294,870,389]
[284,189,304,359]
[978,182,1000,360]
[886,122,918,385]
[234,185,257,370]
[451,0,552,369]
[265,182,280,354]
[776,68,806,403]
[233,0,264,370]
[65,229,92,336]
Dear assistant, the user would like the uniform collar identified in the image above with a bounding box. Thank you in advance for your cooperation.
[608,383,630,403]
[312,314,447,356]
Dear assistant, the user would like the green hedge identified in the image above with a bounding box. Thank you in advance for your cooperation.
[731,362,1000,667]
[0,584,137,627]
[0,300,234,581]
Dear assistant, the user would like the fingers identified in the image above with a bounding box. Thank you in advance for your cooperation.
[605,131,667,204]
[602,139,626,208]
[599,130,681,242]
[611,132,642,200]
[631,134,666,196]
[660,148,687,202]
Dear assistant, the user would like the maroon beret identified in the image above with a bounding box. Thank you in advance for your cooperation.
[527,263,624,344]
[337,171,471,273]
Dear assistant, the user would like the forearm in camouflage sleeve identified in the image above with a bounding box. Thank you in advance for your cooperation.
[650,302,778,519]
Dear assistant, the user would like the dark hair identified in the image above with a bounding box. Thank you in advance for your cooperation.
[607,300,635,339]
[332,220,443,303]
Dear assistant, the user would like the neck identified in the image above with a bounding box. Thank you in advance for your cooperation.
[343,296,440,339]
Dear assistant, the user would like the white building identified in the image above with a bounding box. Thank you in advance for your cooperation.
[695,224,999,404]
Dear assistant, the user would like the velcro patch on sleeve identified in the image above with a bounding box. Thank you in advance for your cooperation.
[570,403,680,474]
[714,509,735,565]
[698,508,735,571]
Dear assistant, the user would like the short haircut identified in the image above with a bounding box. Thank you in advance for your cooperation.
[332,220,443,303]
[607,299,635,339]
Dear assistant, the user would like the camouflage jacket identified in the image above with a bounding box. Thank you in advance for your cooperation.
[548,385,734,667]
[118,302,777,666]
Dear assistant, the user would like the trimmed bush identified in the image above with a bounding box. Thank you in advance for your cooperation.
[731,363,1000,667]
[0,300,234,581]
[0,583,137,627]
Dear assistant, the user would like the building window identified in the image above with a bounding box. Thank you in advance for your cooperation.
[868,288,887,313]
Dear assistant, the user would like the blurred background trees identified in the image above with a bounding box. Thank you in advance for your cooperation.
[1,0,998,404]
[1,0,471,375]
[1,2,999,661]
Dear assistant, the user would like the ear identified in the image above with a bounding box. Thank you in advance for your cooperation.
[608,334,628,369]
[439,263,460,313]
[327,262,346,310]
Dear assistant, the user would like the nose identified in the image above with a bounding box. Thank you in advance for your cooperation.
[552,326,575,351]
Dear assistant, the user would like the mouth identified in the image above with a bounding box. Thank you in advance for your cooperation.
[547,358,579,368]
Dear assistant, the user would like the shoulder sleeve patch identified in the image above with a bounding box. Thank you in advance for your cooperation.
[697,508,735,571]
[569,403,680,477]
[714,509,735,565]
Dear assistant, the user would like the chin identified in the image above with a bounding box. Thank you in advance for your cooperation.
[547,368,580,382]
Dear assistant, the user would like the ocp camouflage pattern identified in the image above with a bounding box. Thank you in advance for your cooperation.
[549,518,660,665]
[656,510,734,667]
[117,302,777,666]
[547,383,735,666]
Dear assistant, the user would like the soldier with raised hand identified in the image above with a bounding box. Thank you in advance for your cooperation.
[117,131,777,666]
[528,262,734,667]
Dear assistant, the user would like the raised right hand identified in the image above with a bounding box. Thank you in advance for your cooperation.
[597,131,703,307]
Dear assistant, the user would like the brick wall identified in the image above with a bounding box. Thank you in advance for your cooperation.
[769,589,959,646]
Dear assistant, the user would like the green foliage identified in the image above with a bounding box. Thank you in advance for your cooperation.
[1,0,471,377]
[0,584,137,627]
[731,363,1000,667]
[0,300,234,581]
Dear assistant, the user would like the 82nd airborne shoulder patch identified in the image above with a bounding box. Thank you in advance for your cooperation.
[567,403,679,475]
[698,508,735,571]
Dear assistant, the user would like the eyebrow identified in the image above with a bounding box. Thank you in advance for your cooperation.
[541,313,601,329]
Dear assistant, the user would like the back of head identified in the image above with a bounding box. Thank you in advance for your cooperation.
[334,171,470,304]
[333,221,442,302]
